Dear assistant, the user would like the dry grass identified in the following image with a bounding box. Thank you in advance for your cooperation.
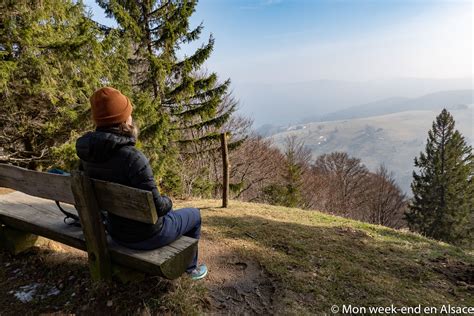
[177,198,474,314]
[0,195,472,314]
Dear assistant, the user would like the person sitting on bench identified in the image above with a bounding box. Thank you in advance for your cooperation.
[75,87,207,280]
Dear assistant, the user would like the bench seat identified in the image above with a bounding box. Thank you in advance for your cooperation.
[0,191,197,279]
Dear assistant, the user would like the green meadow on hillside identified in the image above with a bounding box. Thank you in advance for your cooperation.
[0,195,472,314]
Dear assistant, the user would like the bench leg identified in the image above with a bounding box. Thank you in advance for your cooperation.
[0,225,39,255]
[160,242,198,280]
[112,264,146,284]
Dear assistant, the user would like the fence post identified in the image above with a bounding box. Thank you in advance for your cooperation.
[220,133,229,208]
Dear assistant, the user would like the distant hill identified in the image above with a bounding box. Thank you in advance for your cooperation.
[270,106,473,194]
[320,90,473,121]
[238,78,473,126]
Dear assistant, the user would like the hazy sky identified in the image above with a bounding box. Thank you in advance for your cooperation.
[85,0,473,125]
[85,0,472,83]
[187,0,473,84]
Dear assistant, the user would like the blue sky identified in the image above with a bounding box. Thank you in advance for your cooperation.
[187,0,434,54]
[85,0,472,83]
[84,0,472,124]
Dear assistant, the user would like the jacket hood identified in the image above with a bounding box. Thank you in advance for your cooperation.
[76,130,136,163]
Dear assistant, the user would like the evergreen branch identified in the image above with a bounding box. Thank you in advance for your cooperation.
[172,108,234,131]
[178,138,244,156]
[182,23,204,44]
[139,122,161,140]
[172,35,214,74]
[147,1,170,17]
[228,136,247,150]
[164,76,228,106]
[173,96,220,118]
[177,132,222,144]
[85,17,113,35]
[165,77,195,101]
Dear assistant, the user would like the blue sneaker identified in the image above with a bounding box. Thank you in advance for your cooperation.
[188,264,208,280]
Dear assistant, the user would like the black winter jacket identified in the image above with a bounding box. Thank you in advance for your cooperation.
[76,127,172,243]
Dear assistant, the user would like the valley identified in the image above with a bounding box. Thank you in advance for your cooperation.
[270,106,473,194]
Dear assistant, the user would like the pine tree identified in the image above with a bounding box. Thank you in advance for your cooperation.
[405,109,474,246]
[0,0,109,170]
[97,0,237,193]
[282,137,305,207]
[264,136,311,208]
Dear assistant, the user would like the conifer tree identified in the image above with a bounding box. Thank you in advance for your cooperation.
[0,0,109,170]
[405,109,474,246]
[282,137,307,207]
[264,136,311,208]
[97,0,237,193]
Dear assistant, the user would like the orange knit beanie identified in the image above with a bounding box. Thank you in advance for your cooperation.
[90,87,133,127]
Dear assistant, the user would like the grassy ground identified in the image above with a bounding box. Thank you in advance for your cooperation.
[185,199,473,314]
[0,196,473,315]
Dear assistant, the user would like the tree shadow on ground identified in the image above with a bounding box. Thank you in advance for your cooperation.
[202,214,474,314]
[0,244,201,315]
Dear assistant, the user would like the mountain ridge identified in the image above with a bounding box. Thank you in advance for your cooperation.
[239,78,473,126]
[319,89,473,122]
[256,89,473,136]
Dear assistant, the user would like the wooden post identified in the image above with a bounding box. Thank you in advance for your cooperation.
[221,132,230,208]
[0,225,39,255]
[71,171,112,282]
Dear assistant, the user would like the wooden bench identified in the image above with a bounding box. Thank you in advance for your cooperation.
[0,163,198,281]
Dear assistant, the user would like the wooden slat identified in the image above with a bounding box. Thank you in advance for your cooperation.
[71,171,112,281]
[0,191,197,279]
[92,179,157,224]
[0,193,85,249]
[110,236,197,279]
[167,237,196,252]
[0,164,158,224]
[0,164,74,204]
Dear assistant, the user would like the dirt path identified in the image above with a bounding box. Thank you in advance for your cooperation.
[0,233,277,315]
[0,190,279,314]
[199,235,277,315]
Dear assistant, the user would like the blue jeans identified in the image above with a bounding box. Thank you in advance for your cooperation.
[116,208,201,273]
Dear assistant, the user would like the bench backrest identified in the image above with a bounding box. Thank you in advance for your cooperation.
[0,164,158,224]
